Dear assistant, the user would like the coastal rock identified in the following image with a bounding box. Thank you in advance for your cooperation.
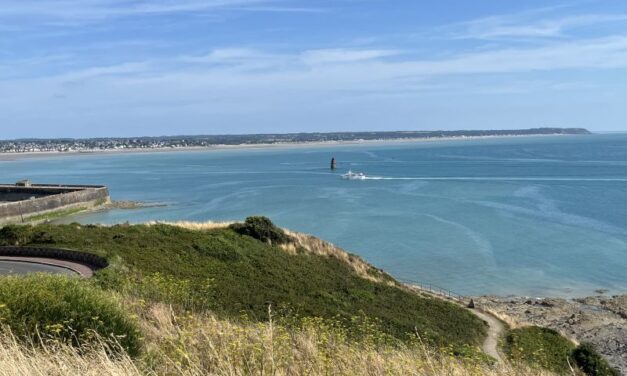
[473,294,627,374]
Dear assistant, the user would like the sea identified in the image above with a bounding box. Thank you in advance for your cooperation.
[2,133,626,298]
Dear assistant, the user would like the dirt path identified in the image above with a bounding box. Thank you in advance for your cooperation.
[470,308,505,363]
[404,284,506,362]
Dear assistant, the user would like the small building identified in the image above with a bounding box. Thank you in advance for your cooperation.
[15,180,32,187]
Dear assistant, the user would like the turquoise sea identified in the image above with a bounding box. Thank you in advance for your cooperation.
[2,134,626,297]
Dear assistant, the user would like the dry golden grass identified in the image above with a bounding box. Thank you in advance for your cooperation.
[144,220,233,231]
[0,331,141,376]
[0,301,557,376]
[281,229,393,284]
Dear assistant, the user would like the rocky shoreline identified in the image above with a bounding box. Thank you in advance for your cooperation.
[45,200,168,225]
[105,200,167,210]
[474,294,626,374]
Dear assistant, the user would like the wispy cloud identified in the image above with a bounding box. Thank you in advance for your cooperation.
[55,62,154,83]
[447,10,627,40]
[3,2,627,136]
[0,0,318,22]
[10,35,627,93]
[182,48,273,63]
[300,49,400,65]
[400,36,627,75]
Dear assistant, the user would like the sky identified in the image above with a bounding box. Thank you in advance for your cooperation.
[1,0,627,138]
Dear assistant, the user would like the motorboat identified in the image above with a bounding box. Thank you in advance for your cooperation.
[341,170,367,180]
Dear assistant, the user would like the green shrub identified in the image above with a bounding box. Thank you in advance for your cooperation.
[573,343,619,376]
[0,224,31,246]
[0,274,141,356]
[230,216,291,245]
[31,230,55,243]
[123,272,215,310]
[502,326,575,375]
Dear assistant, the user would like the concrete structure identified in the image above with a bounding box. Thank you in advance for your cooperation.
[0,182,110,225]
[0,246,108,277]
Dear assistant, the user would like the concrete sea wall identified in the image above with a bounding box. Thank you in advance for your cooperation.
[0,185,110,225]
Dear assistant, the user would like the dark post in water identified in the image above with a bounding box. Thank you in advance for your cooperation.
[330,157,337,170]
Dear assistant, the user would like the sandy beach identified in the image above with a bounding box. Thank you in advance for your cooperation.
[0,134,568,162]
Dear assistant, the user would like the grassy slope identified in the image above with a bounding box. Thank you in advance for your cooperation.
[502,327,575,375]
[0,302,555,376]
[3,223,487,348]
[502,327,620,376]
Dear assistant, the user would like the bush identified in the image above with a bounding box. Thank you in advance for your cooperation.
[0,225,31,246]
[230,216,291,245]
[123,272,215,310]
[32,230,54,244]
[502,326,575,375]
[573,343,619,376]
[0,274,141,356]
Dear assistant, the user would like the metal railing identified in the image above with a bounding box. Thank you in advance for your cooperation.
[398,278,467,302]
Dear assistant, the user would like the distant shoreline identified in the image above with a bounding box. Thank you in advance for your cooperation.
[0,133,573,162]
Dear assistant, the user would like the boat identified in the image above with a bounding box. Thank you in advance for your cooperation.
[341,170,367,180]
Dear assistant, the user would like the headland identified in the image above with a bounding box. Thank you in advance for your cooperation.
[0,215,622,374]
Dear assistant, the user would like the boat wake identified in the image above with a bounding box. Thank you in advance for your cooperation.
[341,170,367,180]
[362,176,627,182]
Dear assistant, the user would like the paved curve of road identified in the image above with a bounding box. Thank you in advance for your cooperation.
[0,256,93,277]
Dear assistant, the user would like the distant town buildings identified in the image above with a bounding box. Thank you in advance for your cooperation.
[0,128,590,154]
[15,180,32,187]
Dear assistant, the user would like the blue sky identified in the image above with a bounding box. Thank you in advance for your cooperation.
[1,0,627,138]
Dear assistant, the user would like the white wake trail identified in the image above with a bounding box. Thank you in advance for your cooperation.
[363,176,627,182]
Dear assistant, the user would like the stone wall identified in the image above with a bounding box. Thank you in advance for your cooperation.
[0,246,108,269]
[0,185,110,225]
